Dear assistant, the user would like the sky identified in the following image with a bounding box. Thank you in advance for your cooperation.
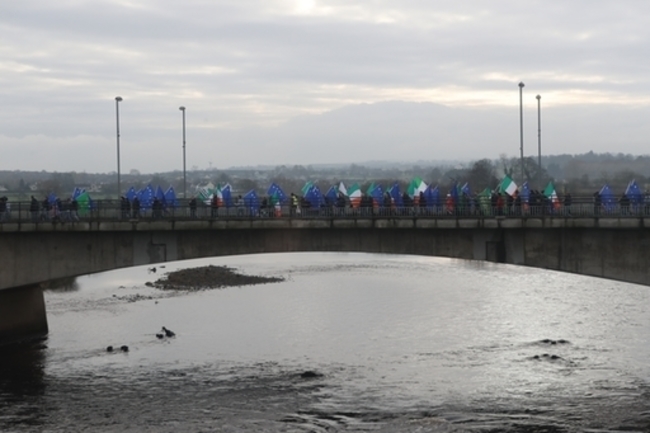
[2,1,650,174]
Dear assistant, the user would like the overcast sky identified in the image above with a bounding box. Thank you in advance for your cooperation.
[2,1,650,174]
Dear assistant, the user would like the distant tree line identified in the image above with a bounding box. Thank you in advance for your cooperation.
[2,151,650,200]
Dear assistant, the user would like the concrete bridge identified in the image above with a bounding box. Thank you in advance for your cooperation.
[1,215,649,343]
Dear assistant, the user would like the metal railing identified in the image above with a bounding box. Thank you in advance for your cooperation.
[1,198,649,224]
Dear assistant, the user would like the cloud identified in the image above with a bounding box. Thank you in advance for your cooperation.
[1,1,650,172]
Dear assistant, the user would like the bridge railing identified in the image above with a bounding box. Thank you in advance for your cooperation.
[0,198,648,223]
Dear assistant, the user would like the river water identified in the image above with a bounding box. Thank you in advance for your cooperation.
[1,252,650,432]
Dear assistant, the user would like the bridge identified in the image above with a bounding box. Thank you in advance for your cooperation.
[1,202,649,343]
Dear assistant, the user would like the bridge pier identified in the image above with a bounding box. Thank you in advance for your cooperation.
[0,285,48,344]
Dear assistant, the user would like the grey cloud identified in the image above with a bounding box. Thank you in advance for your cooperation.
[2,1,650,172]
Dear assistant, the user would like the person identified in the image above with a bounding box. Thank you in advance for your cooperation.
[619,193,630,216]
[290,193,298,217]
[564,192,572,216]
[403,192,414,215]
[30,195,40,222]
[236,195,245,217]
[132,196,141,219]
[189,196,197,218]
[70,197,80,221]
[120,196,130,219]
[152,197,163,219]
[336,192,346,216]
[418,191,427,215]
[0,197,7,222]
[260,197,268,217]
[211,194,219,218]
[593,191,601,216]
[41,197,51,221]
[382,191,392,216]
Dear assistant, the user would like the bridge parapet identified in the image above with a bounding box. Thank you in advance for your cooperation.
[1,216,649,233]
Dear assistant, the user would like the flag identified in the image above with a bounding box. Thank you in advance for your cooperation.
[243,189,259,214]
[425,185,440,208]
[599,184,615,210]
[125,186,137,202]
[267,183,287,205]
[197,186,213,205]
[137,185,155,209]
[348,183,362,208]
[72,187,85,200]
[301,181,314,196]
[625,179,643,204]
[543,182,560,209]
[221,184,233,207]
[338,181,347,196]
[164,186,179,208]
[479,188,492,214]
[368,184,383,207]
[500,175,518,196]
[450,182,459,205]
[213,185,224,206]
[325,186,338,204]
[407,177,427,198]
[304,185,324,208]
[388,182,403,207]
[75,191,93,216]
[519,181,530,204]
[155,186,167,207]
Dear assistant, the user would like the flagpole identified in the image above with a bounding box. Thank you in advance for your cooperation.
[179,106,186,199]
[536,94,542,187]
[115,96,123,199]
[518,82,525,183]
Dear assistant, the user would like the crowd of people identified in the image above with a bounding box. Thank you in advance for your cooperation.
[1,187,649,222]
[27,195,80,223]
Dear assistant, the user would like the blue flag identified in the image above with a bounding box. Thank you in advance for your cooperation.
[72,187,85,199]
[389,182,403,207]
[164,186,179,207]
[369,184,383,207]
[137,185,155,209]
[155,186,167,207]
[304,185,323,208]
[221,184,233,207]
[625,180,643,204]
[599,184,615,210]
[325,186,337,202]
[125,186,137,202]
[519,181,530,203]
[425,185,440,208]
[243,189,259,213]
[267,183,287,204]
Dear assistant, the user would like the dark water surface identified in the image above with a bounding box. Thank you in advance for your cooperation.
[2,252,650,432]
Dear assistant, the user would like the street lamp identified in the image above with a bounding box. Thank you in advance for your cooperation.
[536,94,542,187]
[115,96,123,198]
[518,82,525,182]
[179,106,186,199]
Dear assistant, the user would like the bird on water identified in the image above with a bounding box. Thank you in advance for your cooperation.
[162,326,175,337]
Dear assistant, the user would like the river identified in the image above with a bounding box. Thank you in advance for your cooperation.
[1,252,650,432]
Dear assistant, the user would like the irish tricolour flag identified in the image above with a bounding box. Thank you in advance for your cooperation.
[348,183,362,208]
[543,182,561,209]
[500,175,518,196]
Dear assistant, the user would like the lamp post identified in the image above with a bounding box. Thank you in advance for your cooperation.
[536,94,542,187]
[518,82,525,182]
[179,106,186,199]
[115,96,123,198]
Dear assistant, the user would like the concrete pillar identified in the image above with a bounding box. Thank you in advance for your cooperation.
[0,286,48,344]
